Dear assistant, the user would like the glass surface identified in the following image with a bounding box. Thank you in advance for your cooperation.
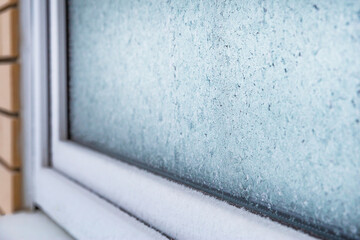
[68,0,360,238]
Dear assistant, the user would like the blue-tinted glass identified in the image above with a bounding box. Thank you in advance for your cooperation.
[68,1,360,238]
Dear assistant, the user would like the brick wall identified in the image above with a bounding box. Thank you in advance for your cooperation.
[0,0,21,215]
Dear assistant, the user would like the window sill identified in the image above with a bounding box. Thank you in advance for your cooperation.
[0,211,74,240]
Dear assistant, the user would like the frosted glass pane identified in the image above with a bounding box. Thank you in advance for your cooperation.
[67,0,360,238]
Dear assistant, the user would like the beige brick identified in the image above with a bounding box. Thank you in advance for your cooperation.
[0,163,21,214]
[0,0,17,11]
[0,114,20,168]
[0,8,18,58]
[0,63,19,112]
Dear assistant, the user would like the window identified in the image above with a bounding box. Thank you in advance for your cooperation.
[26,0,360,239]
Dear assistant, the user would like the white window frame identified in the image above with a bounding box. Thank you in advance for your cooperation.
[23,0,318,239]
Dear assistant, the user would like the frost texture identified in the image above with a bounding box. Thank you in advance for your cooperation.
[68,0,360,238]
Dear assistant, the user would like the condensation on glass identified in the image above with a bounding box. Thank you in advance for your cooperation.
[67,0,360,238]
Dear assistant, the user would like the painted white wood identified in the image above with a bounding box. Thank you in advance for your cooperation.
[27,0,315,239]
[19,0,35,209]
[53,141,313,240]
[32,0,49,171]
[29,1,168,239]
[49,0,67,144]
[35,169,166,240]
[0,211,74,240]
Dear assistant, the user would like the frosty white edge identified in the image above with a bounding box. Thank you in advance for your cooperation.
[23,0,315,239]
